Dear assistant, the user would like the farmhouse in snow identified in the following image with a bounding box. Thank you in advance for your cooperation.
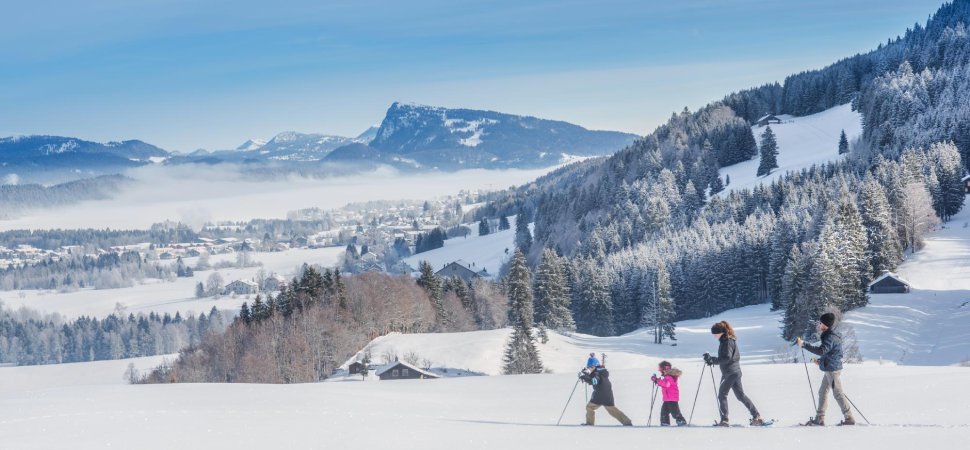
[224,279,260,296]
[377,360,440,380]
[755,114,782,127]
[868,271,911,294]
[435,260,488,283]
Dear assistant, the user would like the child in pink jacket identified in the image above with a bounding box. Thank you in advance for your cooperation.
[651,361,687,426]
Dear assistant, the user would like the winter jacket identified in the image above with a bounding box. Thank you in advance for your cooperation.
[655,368,682,402]
[588,367,615,406]
[709,335,741,375]
[803,329,844,372]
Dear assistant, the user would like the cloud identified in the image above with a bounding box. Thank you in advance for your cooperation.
[0,164,556,231]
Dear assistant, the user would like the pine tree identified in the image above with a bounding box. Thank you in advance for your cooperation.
[417,261,446,328]
[478,218,491,236]
[239,302,252,325]
[499,216,511,230]
[710,175,725,195]
[533,248,575,330]
[756,126,779,176]
[575,261,614,336]
[859,178,903,275]
[502,249,543,374]
[838,129,849,154]
[194,282,205,298]
[515,210,532,253]
[655,262,676,343]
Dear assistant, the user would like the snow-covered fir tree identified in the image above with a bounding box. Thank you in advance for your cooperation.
[756,125,779,176]
[838,129,849,154]
[502,249,543,374]
[514,209,532,253]
[533,248,575,330]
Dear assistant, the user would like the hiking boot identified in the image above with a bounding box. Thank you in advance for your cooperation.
[838,417,856,426]
[676,419,687,427]
[714,420,730,427]
[750,416,765,426]
[802,416,824,426]
[660,422,670,427]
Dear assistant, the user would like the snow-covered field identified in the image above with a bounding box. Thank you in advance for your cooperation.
[845,205,970,366]
[404,216,528,277]
[0,247,343,318]
[718,103,861,195]
[0,331,967,449]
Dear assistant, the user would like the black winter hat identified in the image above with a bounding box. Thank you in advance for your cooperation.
[820,312,836,328]
[711,323,726,334]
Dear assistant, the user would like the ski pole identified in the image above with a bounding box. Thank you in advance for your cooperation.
[648,382,658,426]
[557,378,582,426]
[687,363,705,425]
[709,363,719,416]
[843,394,871,425]
[800,345,817,410]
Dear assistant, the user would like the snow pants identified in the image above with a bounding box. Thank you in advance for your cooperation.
[585,402,632,426]
[659,401,686,425]
[717,371,760,422]
[817,370,852,419]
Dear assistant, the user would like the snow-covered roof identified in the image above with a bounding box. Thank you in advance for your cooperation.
[868,271,911,288]
[756,114,780,122]
[376,360,439,378]
[962,174,970,182]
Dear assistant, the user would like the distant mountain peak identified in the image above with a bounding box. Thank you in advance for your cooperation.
[236,139,267,151]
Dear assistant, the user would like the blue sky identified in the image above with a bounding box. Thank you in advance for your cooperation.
[0,0,944,152]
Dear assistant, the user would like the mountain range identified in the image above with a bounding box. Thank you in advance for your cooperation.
[1,105,638,183]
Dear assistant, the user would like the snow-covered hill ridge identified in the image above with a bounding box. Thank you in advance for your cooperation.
[718,103,862,195]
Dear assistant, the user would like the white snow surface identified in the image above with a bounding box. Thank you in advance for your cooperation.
[844,203,970,366]
[404,216,529,277]
[718,103,861,196]
[0,336,968,449]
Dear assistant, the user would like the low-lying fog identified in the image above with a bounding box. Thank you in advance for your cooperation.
[0,164,558,231]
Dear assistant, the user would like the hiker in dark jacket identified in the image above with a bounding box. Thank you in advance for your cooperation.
[580,366,632,426]
[703,320,765,426]
[797,312,855,426]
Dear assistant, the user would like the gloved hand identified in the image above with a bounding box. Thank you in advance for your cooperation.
[703,352,712,365]
[650,374,658,383]
[795,337,804,348]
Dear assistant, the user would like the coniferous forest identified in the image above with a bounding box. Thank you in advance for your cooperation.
[475,1,970,340]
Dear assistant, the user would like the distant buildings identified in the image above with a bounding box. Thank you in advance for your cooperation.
[377,360,440,380]
[223,279,260,296]
[868,271,911,294]
[435,260,488,283]
[755,114,782,127]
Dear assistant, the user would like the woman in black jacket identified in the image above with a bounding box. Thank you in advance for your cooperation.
[703,320,765,426]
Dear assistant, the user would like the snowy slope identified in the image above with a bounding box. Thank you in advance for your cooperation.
[404,216,529,277]
[349,304,789,376]
[1,353,968,449]
[718,103,861,195]
[845,204,970,366]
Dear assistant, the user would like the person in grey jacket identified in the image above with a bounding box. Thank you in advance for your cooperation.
[797,312,855,426]
[703,320,765,427]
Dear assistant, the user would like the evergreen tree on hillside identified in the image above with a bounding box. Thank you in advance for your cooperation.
[502,250,543,374]
[499,216,511,231]
[756,126,779,176]
[533,248,575,331]
[710,175,725,195]
[859,178,903,275]
[515,210,533,253]
[478,218,491,236]
[639,262,676,344]
[838,129,849,154]
[574,261,614,336]
[417,261,446,327]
